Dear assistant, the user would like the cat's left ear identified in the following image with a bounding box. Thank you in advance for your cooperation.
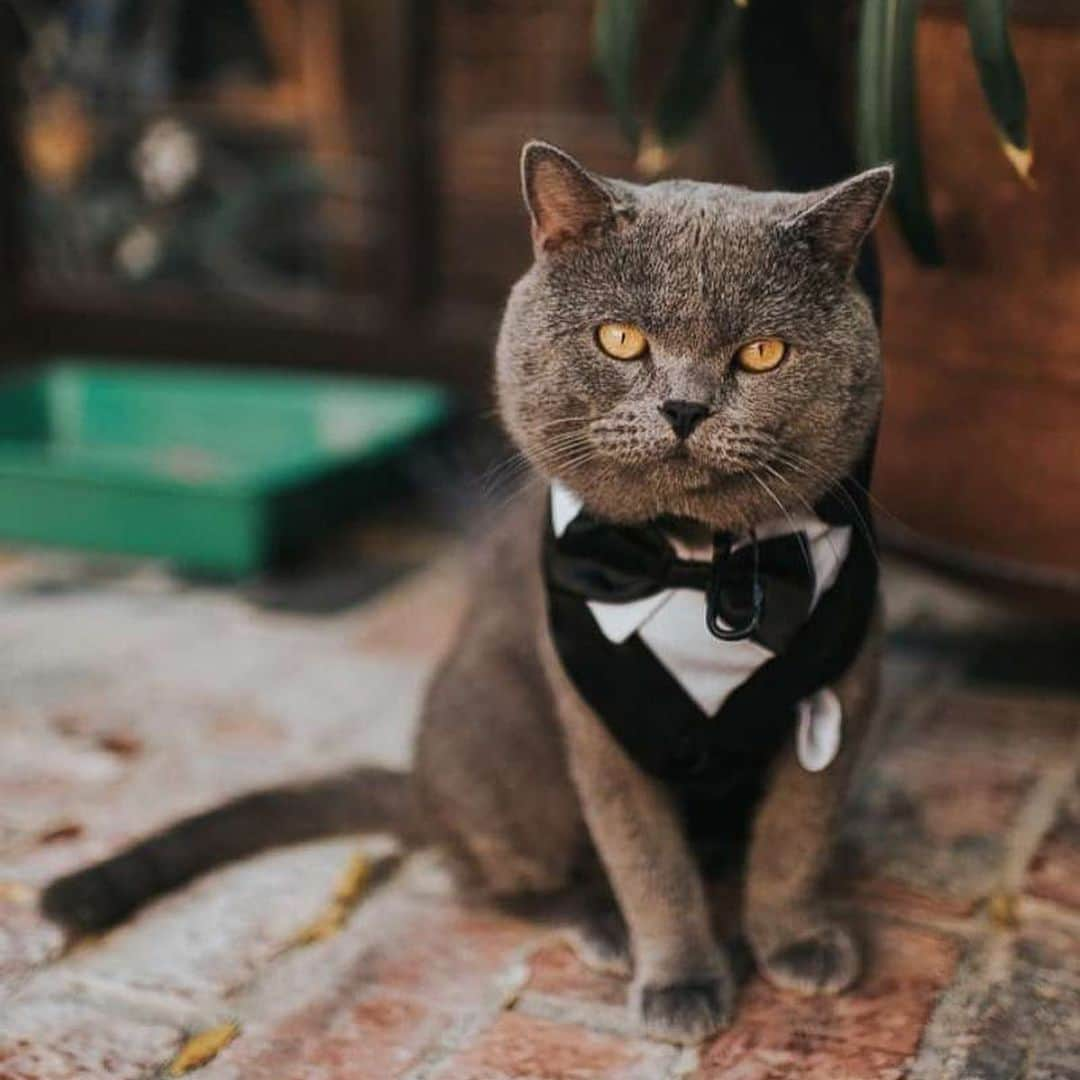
[521,141,626,254]
[782,166,894,274]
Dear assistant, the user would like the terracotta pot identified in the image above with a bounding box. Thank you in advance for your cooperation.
[874,13,1080,592]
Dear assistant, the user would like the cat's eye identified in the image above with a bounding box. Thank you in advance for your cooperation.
[736,338,787,373]
[596,322,648,360]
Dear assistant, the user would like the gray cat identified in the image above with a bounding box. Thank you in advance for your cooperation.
[43,142,891,1043]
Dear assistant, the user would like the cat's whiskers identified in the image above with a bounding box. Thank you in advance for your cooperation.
[747,471,814,580]
[482,439,603,521]
[480,451,535,498]
[768,459,881,577]
[480,450,563,516]
[767,449,880,565]
[535,446,603,478]
[772,446,906,537]
[481,429,602,518]
[757,461,841,572]
[529,415,592,433]
[482,429,591,495]
[483,472,550,523]
[528,429,596,462]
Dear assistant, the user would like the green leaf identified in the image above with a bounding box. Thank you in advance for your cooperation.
[593,0,647,144]
[856,0,943,265]
[652,0,743,151]
[964,0,1032,182]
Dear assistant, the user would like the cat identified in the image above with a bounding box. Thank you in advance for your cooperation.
[42,141,892,1044]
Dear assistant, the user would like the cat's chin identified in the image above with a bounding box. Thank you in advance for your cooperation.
[662,460,715,491]
[654,465,798,531]
[678,468,735,494]
[588,458,758,508]
[658,457,751,495]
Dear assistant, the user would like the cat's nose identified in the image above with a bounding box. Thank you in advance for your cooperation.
[658,399,711,440]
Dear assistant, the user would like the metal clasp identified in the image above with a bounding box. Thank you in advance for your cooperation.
[705,530,763,641]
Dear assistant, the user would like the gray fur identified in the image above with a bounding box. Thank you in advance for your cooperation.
[42,142,891,1044]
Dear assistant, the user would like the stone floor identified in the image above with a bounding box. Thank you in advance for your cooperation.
[0,524,1078,1079]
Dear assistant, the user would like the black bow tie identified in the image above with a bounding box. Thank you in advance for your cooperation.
[546,509,818,654]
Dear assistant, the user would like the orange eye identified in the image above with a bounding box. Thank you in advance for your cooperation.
[736,338,787,373]
[596,322,648,360]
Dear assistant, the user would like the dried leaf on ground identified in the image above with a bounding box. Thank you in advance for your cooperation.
[168,1022,240,1075]
[38,822,84,844]
[987,891,1020,929]
[290,852,371,945]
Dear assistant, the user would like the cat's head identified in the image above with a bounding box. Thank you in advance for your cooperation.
[495,141,891,532]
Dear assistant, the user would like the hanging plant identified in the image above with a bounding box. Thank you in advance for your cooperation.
[592,0,1032,265]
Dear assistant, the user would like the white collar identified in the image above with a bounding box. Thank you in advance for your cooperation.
[551,482,586,540]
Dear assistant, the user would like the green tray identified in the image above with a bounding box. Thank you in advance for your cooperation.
[0,361,451,576]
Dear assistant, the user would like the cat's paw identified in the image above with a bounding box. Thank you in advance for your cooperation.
[633,972,734,1043]
[566,906,632,977]
[757,921,860,996]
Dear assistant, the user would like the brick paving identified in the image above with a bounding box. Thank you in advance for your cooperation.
[0,545,1077,1079]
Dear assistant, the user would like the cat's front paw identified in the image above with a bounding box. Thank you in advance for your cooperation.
[757,921,860,996]
[633,971,734,1043]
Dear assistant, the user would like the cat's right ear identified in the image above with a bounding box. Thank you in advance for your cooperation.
[782,166,894,275]
[521,141,622,255]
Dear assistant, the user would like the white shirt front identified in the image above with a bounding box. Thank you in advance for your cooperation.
[551,483,849,771]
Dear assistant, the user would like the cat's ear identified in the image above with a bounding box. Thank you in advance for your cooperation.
[783,165,894,273]
[521,141,623,254]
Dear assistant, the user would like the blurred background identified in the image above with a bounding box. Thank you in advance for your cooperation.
[0,5,1079,1078]
[0,0,1076,591]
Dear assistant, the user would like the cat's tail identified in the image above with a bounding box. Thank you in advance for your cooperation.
[40,766,421,933]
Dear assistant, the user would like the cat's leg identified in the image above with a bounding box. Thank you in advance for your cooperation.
[414,618,586,900]
[415,620,633,977]
[744,618,882,995]
[552,674,734,1042]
